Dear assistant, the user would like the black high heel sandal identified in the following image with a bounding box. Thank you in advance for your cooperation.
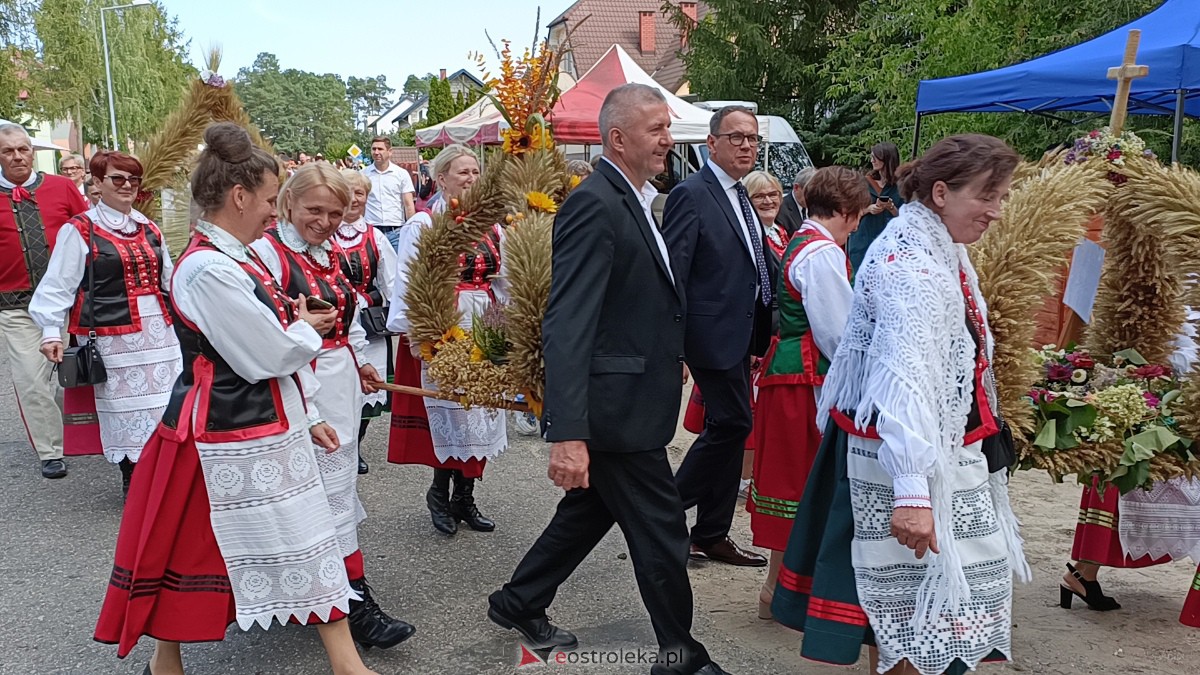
[1059,562,1121,611]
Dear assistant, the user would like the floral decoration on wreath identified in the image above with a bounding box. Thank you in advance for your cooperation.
[972,127,1200,493]
[404,25,574,416]
[1026,344,1193,494]
[1063,126,1156,184]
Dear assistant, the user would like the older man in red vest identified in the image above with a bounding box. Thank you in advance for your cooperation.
[0,123,86,478]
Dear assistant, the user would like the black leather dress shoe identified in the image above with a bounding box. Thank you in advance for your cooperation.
[357,453,369,475]
[41,459,67,479]
[487,600,578,651]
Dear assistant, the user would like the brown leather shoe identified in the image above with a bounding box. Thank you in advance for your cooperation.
[689,537,767,567]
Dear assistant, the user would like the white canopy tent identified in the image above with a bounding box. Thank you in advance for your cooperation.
[0,119,70,151]
[414,94,509,147]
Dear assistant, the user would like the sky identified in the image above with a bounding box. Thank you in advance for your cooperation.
[157,0,575,94]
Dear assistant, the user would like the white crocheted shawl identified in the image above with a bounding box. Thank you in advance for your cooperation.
[819,200,1031,626]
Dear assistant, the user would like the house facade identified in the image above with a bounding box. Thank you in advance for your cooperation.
[367,68,485,136]
[547,0,706,95]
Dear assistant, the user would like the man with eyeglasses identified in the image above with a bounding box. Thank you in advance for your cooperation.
[662,105,773,569]
[59,154,87,195]
[0,123,87,479]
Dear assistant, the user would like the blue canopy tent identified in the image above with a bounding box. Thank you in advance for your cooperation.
[914,0,1200,162]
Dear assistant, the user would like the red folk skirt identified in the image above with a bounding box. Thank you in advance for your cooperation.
[386,340,485,479]
[93,427,237,657]
[63,386,103,456]
[683,365,762,451]
[1072,477,1169,568]
[1073,477,1200,627]
[1184,566,1200,628]
[747,383,821,551]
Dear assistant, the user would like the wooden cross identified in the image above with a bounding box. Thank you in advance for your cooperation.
[1107,30,1150,135]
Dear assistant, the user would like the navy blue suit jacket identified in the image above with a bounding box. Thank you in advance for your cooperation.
[662,164,771,371]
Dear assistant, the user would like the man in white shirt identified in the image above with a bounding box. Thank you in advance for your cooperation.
[361,136,415,250]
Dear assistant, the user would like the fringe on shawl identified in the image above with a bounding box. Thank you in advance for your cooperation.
[961,248,1033,585]
[821,347,973,630]
[816,204,1032,636]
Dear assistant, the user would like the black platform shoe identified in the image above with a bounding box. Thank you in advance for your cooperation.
[1060,562,1121,611]
[450,471,495,532]
[119,459,135,499]
[427,468,457,535]
[347,577,416,649]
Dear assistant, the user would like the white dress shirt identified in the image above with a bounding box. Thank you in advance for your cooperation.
[601,157,673,282]
[706,160,760,262]
[361,161,414,229]
[30,202,173,341]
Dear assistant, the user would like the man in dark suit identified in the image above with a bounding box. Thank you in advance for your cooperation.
[775,166,813,236]
[662,106,771,568]
[488,84,730,675]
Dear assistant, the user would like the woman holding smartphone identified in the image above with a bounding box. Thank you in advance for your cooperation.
[846,142,903,272]
[252,162,415,650]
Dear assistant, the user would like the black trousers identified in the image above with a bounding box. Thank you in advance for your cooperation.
[674,358,753,547]
[491,448,710,673]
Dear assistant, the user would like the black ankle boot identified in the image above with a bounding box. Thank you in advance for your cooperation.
[357,452,369,475]
[427,468,457,535]
[347,577,416,649]
[450,471,495,532]
[119,459,135,499]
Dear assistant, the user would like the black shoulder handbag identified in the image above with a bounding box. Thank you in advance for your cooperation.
[58,217,108,388]
[982,418,1016,474]
[359,305,393,338]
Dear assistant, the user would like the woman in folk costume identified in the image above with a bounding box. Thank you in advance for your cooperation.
[94,124,382,675]
[1062,307,1200,626]
[750,166,868,621]
[334,169,397,476]
[387,143,507,536]
[31,151,182,496]
[252,163,414,649]
[772,135,1031,675]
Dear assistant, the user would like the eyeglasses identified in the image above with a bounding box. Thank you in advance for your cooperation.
[105,174,143,189]
[750,191,782,202]
[715,133,763,147]
[62,165,84,172]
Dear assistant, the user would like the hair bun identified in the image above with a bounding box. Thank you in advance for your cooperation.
[203,122,254,163]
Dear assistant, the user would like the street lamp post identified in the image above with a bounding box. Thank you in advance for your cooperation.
[100,0,151,149]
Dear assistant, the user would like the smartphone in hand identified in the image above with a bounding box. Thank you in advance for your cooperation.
[306,296,334,311]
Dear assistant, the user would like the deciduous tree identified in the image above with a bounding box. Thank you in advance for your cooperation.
[32,0,194,147]
[347,74,393,132]
[234,52,355,156]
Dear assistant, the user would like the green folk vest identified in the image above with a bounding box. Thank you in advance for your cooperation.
[761,229,851,386]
